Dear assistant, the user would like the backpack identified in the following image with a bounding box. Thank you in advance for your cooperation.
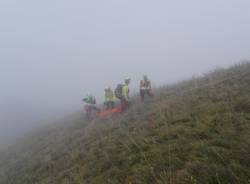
[115,84,124,99]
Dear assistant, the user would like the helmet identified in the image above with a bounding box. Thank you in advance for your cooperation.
[124,78,131,84]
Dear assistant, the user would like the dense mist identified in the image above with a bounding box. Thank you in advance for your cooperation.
[0,0,250,146]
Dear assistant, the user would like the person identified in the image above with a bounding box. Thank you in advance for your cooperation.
[121,78,131,111]
[104,87,116,110]
[140,75,153,102]
[83,95,100,119]
[115,78,131,112]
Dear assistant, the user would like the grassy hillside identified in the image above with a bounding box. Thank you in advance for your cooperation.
[1,63,250,184]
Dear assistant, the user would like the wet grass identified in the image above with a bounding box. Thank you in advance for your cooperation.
[0,63,250,184]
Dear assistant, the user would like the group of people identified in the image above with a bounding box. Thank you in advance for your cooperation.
[83,75,154,119]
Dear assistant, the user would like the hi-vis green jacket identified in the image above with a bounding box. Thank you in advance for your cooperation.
[105,89,116,102]
[122,84,130,101]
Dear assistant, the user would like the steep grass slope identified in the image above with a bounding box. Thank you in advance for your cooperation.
[1,63,250,184]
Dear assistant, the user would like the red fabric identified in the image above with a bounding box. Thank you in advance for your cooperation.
[98,107,122,118]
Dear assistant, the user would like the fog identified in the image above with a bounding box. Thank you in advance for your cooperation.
[0,0,250,146]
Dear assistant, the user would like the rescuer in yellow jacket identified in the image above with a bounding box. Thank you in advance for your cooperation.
[83,95,100,119]
[121,78,131,111]
[104,87,116,110]
[140,75,154,102]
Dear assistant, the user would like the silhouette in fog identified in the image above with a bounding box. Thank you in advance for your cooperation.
[83,95,100,120]
[140,75,154,102]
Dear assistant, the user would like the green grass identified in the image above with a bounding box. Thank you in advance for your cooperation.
[1,63,250,184]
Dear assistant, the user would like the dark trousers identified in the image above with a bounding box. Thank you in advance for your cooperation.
[140,89,154,102]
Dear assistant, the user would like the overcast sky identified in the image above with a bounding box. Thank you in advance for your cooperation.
[0,0,250,146]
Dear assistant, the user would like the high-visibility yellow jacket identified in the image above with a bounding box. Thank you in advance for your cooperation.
[122,84,130,101]
[105,89,116,102]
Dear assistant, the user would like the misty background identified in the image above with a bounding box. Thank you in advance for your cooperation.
[0,0,250,147]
